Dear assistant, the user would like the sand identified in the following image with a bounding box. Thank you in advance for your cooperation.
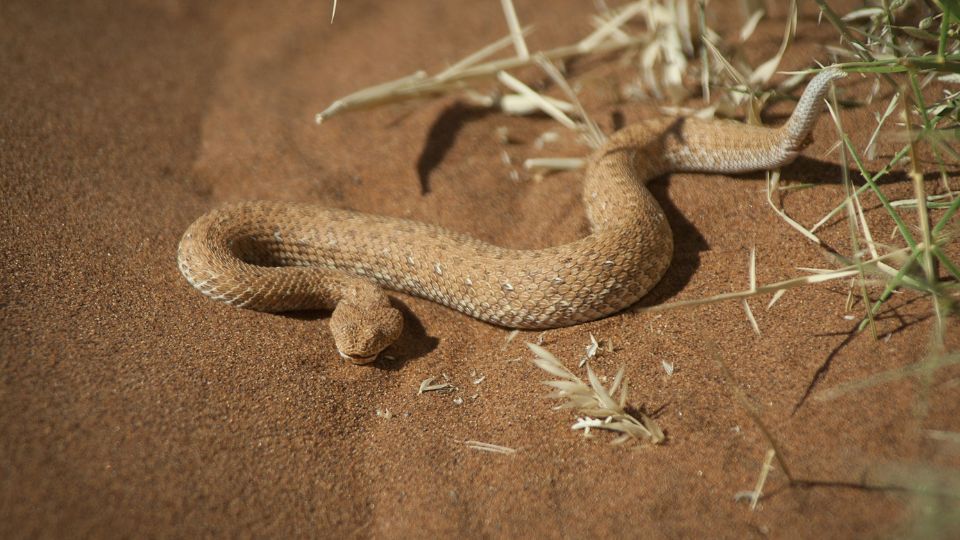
[2,0,958,537]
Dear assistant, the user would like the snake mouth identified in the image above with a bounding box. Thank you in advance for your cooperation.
[338,350,379,365]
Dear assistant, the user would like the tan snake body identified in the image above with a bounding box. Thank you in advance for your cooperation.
[177,68,844,362]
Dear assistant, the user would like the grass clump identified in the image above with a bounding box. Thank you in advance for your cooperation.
[812,1,960,343]
[528,343,664,445]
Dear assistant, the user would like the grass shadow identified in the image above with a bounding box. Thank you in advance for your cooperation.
[416,102,493,194]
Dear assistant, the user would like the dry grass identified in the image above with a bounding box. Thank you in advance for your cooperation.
[734,449,776,510]
[464,439,517,454]
[528,343,664,445]
[417,376,456,395]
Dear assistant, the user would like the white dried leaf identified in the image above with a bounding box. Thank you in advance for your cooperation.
[527,342,558,363]
[587,333,600,357]
[571,417,604,431]
[532,358,576,381]
[611,433,632,445]
[739,10,765,42]
[587,365,618,409]
[662,360,674,376]
[542,380,587,393]
[533,130,560,149]
[500,94,576,116]
[523,157,585,173]
[748,1,796,86]
[608,366,625,396]
[842,7,882,21]
[418,377,455,394]
[579,332,601,367]
[767,289,787,309]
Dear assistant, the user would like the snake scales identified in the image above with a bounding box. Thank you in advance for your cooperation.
[177,68,844,363]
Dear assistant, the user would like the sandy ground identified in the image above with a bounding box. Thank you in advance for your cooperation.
[2,0,959,537]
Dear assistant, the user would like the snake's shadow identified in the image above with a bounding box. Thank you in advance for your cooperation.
[378,299,439,370]
[281,299,438,369]
[416,102,494,195]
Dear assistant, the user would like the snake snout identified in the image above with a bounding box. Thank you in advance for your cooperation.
[337,349,379,365]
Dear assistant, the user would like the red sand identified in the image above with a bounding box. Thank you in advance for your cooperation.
[2,1,958,537]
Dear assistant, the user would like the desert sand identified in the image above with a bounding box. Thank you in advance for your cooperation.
[2,0,958,537]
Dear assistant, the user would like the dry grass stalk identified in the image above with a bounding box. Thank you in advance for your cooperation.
[315,31,649,124]
[500,0,529,60]
[534,55,607,148]
[925,430,960,444]
[464,440,517,454]
[523,157,585,175]
[316,0,716,128]
[741,247,761,335]
[814,351,960,403]
[766,170,823,245]
[695,0,801,123]
[636,244,925,314]
[734,448,777,510]
[499,93,576,116]
[528,343,664,445]
[497,71,578,129]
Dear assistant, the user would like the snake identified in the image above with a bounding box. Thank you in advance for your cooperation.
[177,68,845,364]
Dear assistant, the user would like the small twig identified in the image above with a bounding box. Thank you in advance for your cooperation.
[464,440,517,454]
[734,449,777,510]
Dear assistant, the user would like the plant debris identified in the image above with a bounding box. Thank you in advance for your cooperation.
[529,343,664,445]
[418,377,456,395]
[464,440,517,454]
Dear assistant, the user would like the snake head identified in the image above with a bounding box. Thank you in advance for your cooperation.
[329,300,403,364]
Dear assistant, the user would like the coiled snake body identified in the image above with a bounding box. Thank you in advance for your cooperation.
[178,68,844,363]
